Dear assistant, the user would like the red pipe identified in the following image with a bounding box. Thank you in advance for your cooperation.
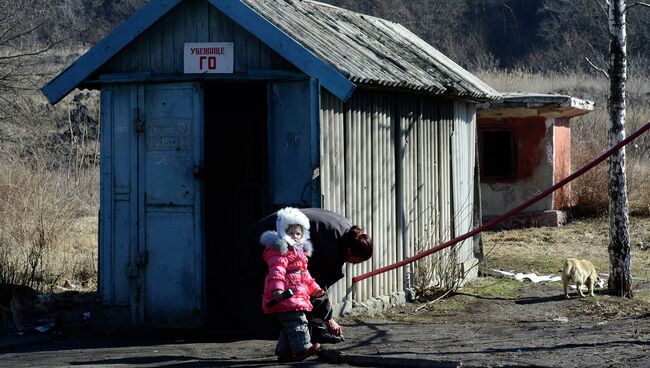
[353,120,650,284]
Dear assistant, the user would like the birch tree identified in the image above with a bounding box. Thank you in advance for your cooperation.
[604,0,632,298]
[602,0,650,297]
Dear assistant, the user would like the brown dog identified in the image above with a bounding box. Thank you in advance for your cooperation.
[0,283,49,331]
[562,259,599,299]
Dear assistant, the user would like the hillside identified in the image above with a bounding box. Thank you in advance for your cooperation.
[320,0,650,73]
[49,0,650,74]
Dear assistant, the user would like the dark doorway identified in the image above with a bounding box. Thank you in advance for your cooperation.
[204,82,270,334]
[479,129,516,181]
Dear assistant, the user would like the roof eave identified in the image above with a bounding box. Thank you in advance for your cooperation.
[478,93,595,117]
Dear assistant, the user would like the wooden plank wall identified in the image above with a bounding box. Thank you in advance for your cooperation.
[101,0,293,75]
[99,84,139,307]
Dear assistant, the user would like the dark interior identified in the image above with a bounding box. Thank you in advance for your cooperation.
[480,129,516,180]
[204,82,274,335]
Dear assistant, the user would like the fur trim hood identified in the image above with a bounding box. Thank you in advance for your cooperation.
[259,207,312,255]
[276,207,311,246]
[259,230,313,255]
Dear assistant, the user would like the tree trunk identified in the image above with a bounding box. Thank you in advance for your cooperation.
[607,0,633,298]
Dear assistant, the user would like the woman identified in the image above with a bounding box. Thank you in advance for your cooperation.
[250,208,373,343]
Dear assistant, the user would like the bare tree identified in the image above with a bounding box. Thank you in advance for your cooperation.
[0,1,58,126]
[604,0,632,298]
[599,0,649,297]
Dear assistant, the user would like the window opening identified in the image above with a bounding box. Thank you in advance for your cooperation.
[480,129,516,180]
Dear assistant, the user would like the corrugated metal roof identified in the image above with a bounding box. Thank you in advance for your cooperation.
[243,0,500,101]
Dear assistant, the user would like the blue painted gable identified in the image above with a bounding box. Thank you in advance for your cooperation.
[41,0,356,104]
[41,0,183,104]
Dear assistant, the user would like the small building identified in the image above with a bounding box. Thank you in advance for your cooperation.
[42,0,499,332]
[477,93,594,228]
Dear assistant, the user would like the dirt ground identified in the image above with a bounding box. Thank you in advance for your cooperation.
[480,215,650,283]
[3,278,650,368]
[333,276,650,367]
[2,216,650,367]
[330,215,650,367]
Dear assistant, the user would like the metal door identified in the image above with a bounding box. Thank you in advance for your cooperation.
[139,83,204,328]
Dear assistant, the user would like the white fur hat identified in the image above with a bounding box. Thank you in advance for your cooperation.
[276,207,311,245]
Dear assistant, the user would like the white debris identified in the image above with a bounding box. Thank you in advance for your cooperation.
[491,269,606,289]
[491,269,561,283]
[515,272,562,283]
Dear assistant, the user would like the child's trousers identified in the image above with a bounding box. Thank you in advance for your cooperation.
[274,311,311,355]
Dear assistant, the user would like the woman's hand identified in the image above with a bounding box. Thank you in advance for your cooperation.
[325,318,342,336]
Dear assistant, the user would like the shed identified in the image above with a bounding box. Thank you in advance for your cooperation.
[477,93,594,228]
[42,0,500,331]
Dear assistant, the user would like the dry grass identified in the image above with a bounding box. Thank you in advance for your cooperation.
[0,61,100,291]
[0,154,98,292]
[481,215,650,282]
[475,69,611,95]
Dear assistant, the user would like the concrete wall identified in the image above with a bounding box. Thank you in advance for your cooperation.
[553,117,572,209]
[478,116,555,217]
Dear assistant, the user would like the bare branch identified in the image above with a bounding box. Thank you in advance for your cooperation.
[502,3,516,19]
[595,0,609,15]
[583,39,609,66]
[626,2,650,10]
[585,56,610,79]
[0,19,50,46]
[0,41,62,62]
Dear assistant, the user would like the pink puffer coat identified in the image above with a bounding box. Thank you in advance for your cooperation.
[261,232,320,314]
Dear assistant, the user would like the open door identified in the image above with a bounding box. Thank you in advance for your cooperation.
[267,79,321,208]
[202,79,319,337]
[203,82,270,334]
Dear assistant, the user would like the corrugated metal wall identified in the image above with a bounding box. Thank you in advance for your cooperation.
[452,100,479,281]
[320,89,478,311]
[100,0,294,75]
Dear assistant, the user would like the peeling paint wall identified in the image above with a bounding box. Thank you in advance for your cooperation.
[478,116,554,216]
[553,118,572,209]
[515,117,547,179]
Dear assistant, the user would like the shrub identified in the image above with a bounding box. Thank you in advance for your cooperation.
[0,89,99,291]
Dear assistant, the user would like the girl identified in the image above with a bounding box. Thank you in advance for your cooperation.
[260,207,323,362]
